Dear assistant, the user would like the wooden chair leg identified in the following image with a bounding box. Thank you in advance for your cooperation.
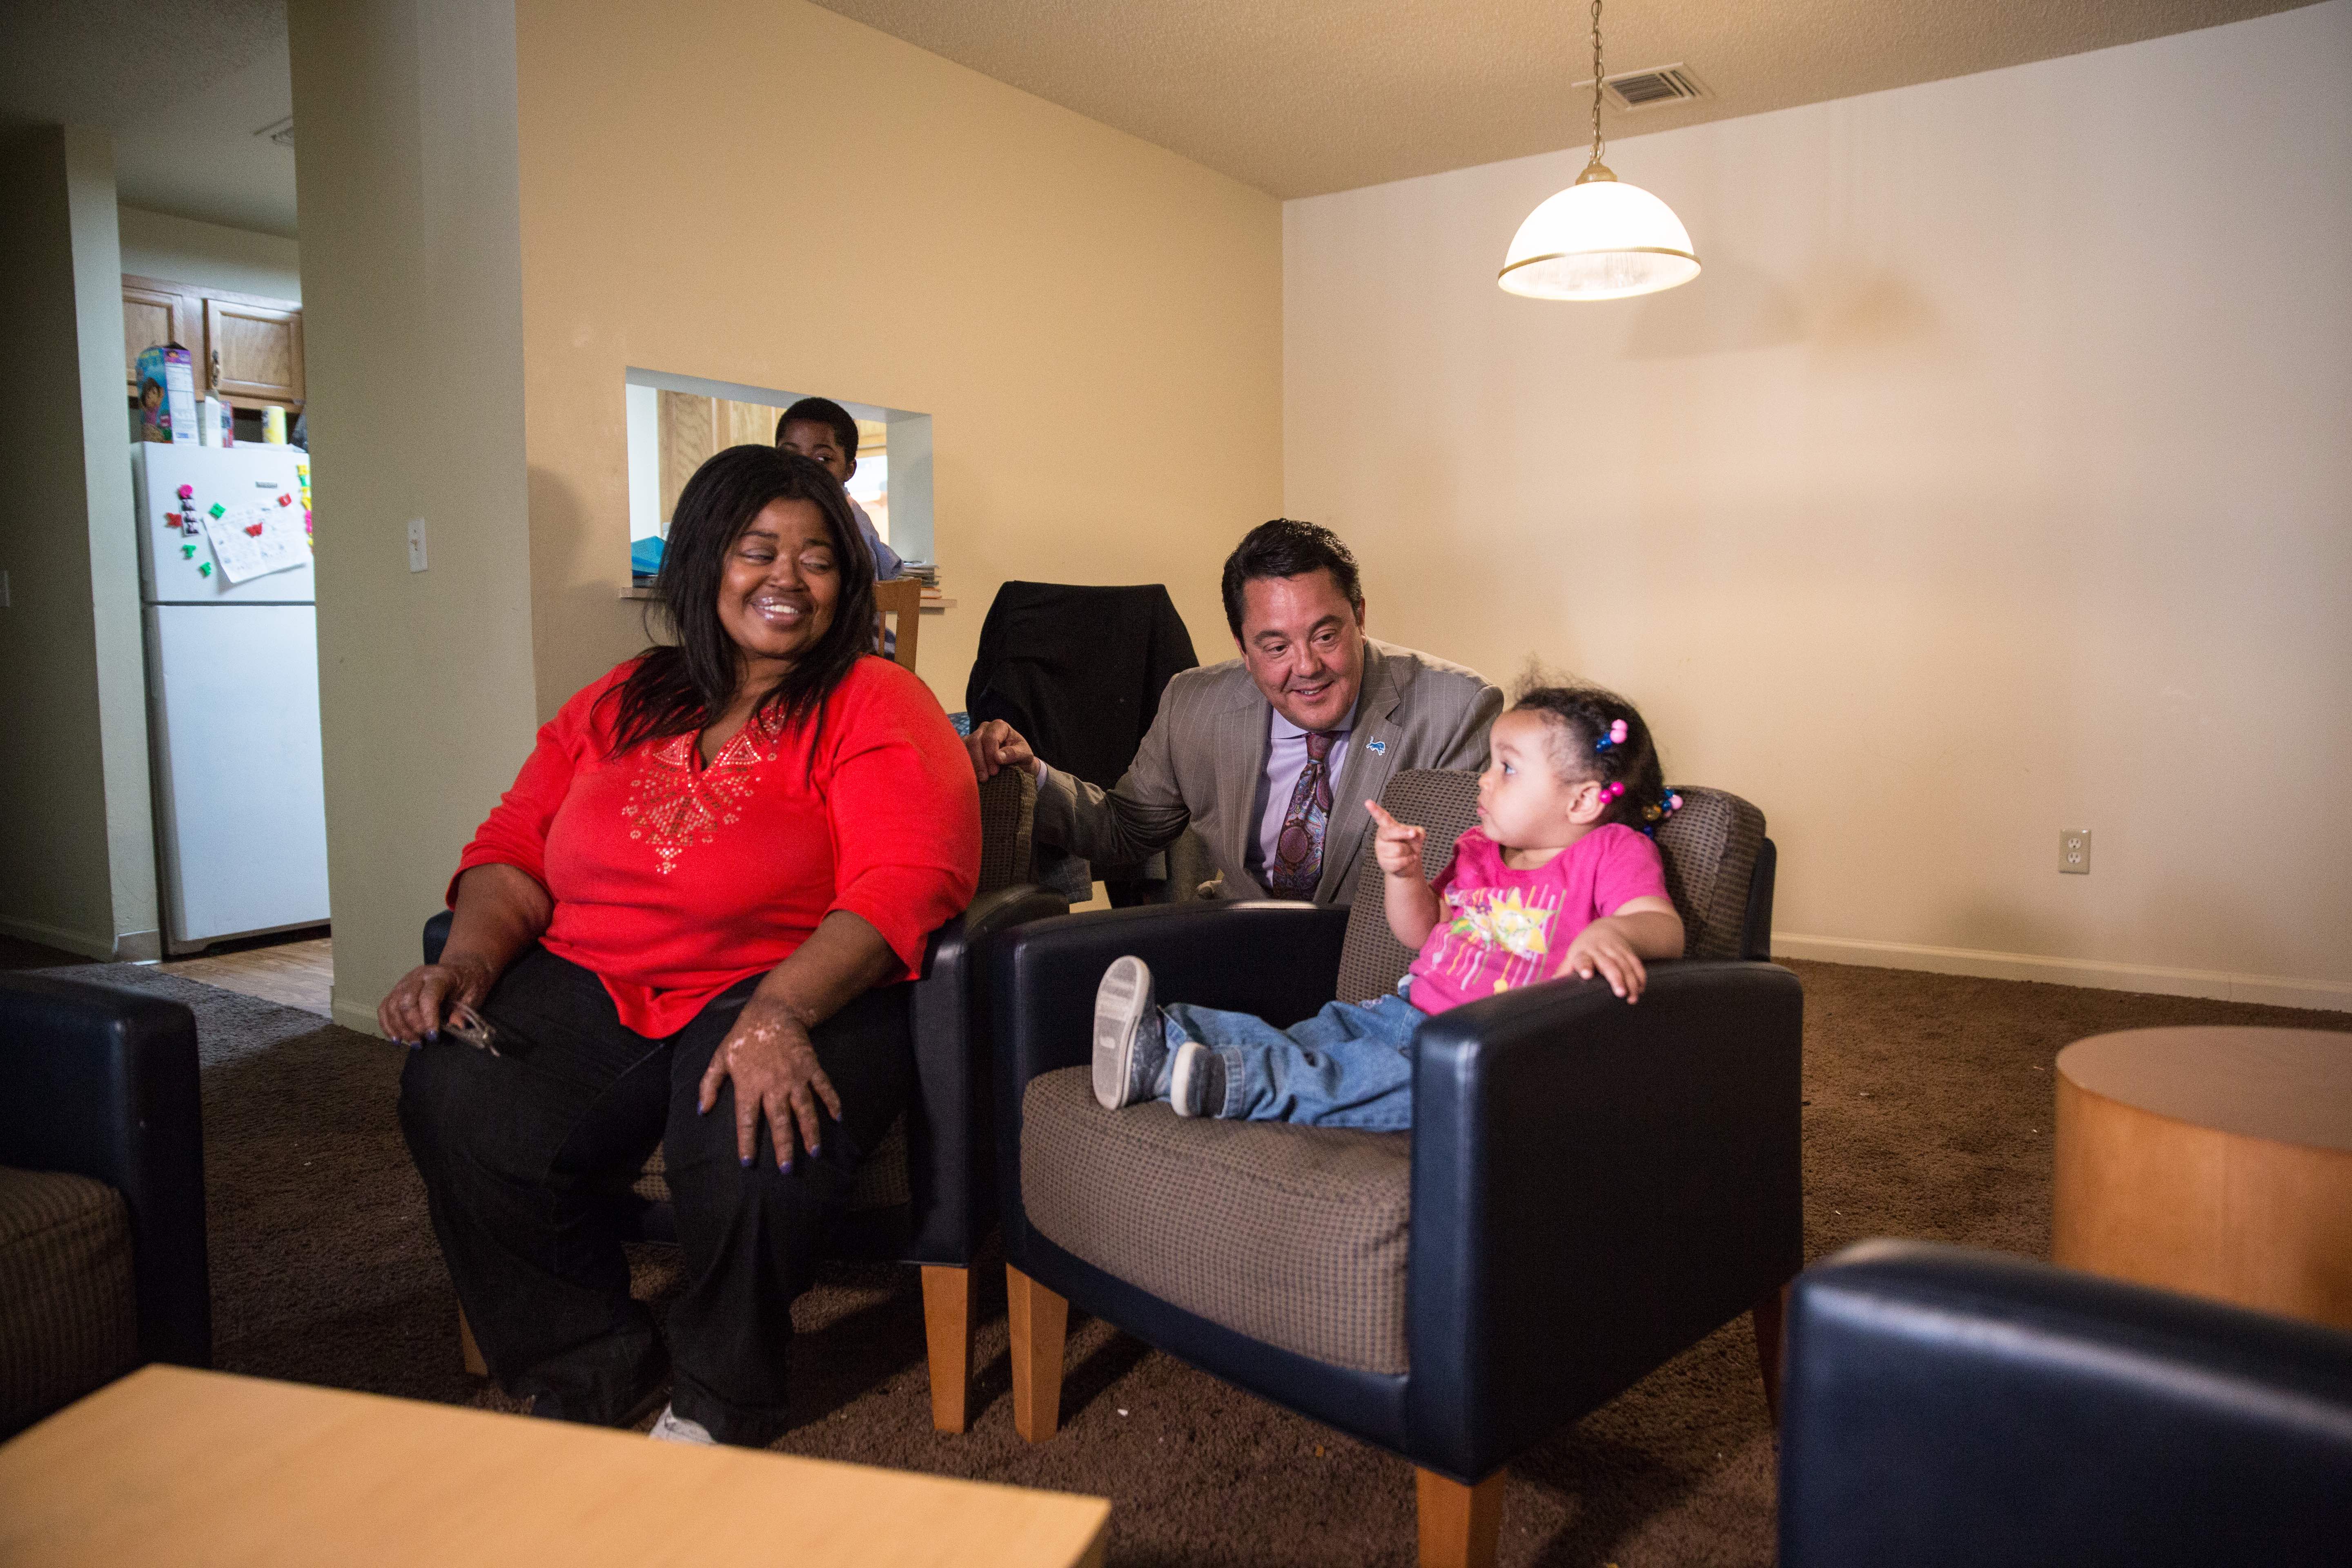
[1415,1468,1506,1568]
[920,1265,974,1433]
[1006,1265,1069,1444]
[1753,1281,1791,1423]
[458,1306,487,1379]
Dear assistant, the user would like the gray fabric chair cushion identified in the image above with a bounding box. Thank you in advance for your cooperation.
[975,765,1036,898]
[1335,771,1481,1004]
[1021,1067,1412,1374]
[1653,787,1764,961]
[0,1166,139,1435]
[1334,770,1768,999]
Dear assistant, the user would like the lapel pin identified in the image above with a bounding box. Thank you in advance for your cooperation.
[1366,739,1387,755]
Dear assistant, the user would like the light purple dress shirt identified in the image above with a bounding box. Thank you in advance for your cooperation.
[1245,701,1359,882]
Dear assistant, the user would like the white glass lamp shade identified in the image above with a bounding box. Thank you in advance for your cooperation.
[1498,175,1701,301]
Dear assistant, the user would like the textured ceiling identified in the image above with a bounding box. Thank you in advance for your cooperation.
[0,0,296,235]
[807,0,2322,198]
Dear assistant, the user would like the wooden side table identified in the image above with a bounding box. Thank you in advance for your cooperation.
[2054,1026,2352,1332]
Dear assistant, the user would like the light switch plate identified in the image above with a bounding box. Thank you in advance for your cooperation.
[2060,828,2091,875]
[407,518,428,573]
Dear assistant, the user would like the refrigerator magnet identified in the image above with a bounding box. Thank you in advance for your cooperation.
[176,484,194,501]
[208,502,226,519]
[198,563,212,577]
[277,494,292,506]
[181,543,196,559]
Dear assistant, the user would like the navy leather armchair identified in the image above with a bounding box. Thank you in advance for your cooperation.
[0,973,212,1434]
[991,771,1800,1568]
[1782,1239,2352,1566]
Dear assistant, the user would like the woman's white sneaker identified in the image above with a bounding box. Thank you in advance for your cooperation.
[1091,956,1166,1109]
[648,1403,716,1444]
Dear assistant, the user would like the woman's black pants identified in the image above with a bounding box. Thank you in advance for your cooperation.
[397,946,914,1446]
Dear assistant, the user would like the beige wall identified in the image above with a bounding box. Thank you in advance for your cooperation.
[513,0,1283,718]
[290,0,538,1030]
[294,0,1279,1030]
[0,126,158,960]
[1284,2,2352,1006]
[118,205,302,303]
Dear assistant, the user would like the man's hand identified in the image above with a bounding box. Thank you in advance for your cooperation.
[1364,800,1427,879]
[965,719,1036,782]
[698,996,844,1169]
[1558,918,1652,1002]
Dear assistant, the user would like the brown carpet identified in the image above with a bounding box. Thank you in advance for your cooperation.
[31,958,2351,1566]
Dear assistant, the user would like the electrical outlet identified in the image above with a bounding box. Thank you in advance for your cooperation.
[407,518,428,573]
[2060,829,2091,875]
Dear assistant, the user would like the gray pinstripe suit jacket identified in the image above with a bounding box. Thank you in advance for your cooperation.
[1031,639,1503,907]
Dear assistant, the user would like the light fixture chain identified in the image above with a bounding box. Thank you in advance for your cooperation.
[1589,0,1606,165]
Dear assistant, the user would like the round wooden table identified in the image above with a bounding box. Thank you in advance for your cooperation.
[2054,1027,2352,1332]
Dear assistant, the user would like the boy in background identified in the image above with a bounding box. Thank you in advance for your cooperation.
[775,397,903,582]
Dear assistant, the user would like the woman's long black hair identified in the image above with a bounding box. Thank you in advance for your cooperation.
[602,444,876,757]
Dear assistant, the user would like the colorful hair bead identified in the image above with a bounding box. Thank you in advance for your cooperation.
[1600,780,1626,803]
[1594,717,1630,753]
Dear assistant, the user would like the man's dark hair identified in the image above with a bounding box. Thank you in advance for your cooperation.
[1219,519,1363,639]
[602,444,875,760]
[774,396,858,461]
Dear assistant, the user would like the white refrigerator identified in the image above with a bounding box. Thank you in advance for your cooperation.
[131,443,330,953]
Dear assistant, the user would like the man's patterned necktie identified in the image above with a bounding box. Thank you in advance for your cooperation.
[1267,731,1338,898]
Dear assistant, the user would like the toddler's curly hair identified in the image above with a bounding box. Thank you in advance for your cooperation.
[1509,674,1668,832]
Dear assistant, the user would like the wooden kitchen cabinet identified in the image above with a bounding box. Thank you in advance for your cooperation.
[204,297,303,406]
[120,274,304,410]
[122,278,197,388]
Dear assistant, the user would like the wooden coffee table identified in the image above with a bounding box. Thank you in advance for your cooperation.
[2054,1026,2352,1332]
[0,1365,1109,1566]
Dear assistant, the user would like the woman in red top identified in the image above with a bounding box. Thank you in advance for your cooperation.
[382,445,979,1447]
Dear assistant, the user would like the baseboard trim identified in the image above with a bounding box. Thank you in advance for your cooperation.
[331,998,386,1039]
[112,929,162,962]
[0,914,116,962]
[1772,933,2352,1014]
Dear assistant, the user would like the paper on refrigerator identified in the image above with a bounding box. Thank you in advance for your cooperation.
[200,503,309,584]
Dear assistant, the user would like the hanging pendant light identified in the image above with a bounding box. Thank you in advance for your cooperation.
[1499,0,1699,301]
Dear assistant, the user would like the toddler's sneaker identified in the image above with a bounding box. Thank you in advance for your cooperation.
[1169,1041,1230,1119]
[648,1402,715,1445]
[1092,956,1167,1109]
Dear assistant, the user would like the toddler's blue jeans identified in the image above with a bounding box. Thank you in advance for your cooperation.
[1159,983,1427,1129]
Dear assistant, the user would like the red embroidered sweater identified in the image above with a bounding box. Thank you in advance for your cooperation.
[453,656,980,1037]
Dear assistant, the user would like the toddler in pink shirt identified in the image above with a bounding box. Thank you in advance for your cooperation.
[1090,682,1687,1128]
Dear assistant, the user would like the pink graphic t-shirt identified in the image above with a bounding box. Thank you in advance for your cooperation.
[1404,824,1671,1015]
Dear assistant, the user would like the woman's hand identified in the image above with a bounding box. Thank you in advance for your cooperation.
[379,955,499,1046]
[380,864,552,1047]
[698,996,845,1170]
[1559,918,1653,1002]
[1365,800,1427,878]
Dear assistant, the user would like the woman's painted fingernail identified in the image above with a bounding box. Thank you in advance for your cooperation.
[425,1029,439,1042]
[739,1154,753,1168]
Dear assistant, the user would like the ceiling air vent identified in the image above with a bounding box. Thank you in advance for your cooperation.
[1600,64,1709,111]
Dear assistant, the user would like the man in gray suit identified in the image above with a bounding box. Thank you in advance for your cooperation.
[966,520,1503,906]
